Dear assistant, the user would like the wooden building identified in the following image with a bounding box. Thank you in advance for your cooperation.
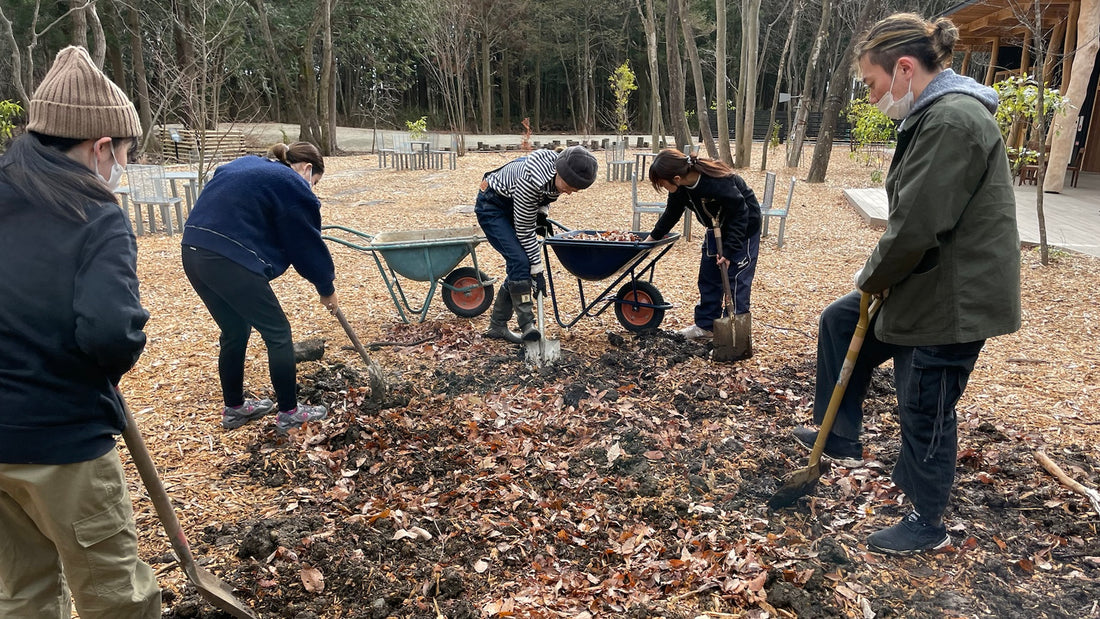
[943,0,1099,191]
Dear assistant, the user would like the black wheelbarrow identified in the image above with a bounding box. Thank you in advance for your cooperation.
[541,221,680,332]
[322,225,496,323]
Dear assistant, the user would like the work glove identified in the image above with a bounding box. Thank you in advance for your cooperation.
[532,272,547,297]
[734,255,750,270]
[535,212,552,237]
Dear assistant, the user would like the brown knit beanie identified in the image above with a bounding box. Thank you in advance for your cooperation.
[27,46,142,140]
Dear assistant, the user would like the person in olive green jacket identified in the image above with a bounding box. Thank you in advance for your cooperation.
[790,13,1020,555]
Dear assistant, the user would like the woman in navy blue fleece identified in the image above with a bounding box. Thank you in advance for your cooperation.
[646,149,761,360]
[0,46,160,618]
[182,142,336,435]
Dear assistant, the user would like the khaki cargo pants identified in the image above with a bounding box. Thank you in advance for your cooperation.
[0,449,160,619]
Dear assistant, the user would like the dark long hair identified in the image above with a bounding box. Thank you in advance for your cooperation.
[0,132,117,223]
[648,148,733,191]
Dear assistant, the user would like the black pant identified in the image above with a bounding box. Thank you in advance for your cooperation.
[813,291,984,520]
[182,246,297,412]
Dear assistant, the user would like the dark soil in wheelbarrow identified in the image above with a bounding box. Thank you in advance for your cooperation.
[160,322,1100,619]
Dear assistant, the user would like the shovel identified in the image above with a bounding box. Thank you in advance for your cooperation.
[769,292,880,509]
[118,392,258,619]
[331,306,387,400]
[703,213,737,362]
[525,292,561,366]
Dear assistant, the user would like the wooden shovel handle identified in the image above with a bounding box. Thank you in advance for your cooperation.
[117,391,202,583]
[711,225,735,314]
[810,292,881,466]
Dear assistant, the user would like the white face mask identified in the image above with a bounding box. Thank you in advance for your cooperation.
[876,65,914,120]
[95,143,125,191]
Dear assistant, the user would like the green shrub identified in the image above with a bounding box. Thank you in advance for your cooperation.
[0,100,24,152]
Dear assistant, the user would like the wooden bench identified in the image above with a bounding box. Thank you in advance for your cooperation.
[160,127,248,163]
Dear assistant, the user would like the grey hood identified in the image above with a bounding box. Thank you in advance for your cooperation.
[901,69,999,129]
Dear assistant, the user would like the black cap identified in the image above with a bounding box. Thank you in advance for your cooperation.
[555,146,598,190]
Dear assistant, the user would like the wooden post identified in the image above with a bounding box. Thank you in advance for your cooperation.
[1045,0,1099,193]
[960,48,972,75]
[1061,1,1081,92]
[984,37,1001,85]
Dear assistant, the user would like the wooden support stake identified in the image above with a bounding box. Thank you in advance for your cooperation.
[1034,450,1100,517]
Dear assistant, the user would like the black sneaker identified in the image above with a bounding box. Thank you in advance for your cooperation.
[867,511,950,555]
[791,425,865,467]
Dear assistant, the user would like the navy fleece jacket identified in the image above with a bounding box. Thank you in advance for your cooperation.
[181,156,335,296]
[0,178,149,465]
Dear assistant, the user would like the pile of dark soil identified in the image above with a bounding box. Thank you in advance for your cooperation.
[160,323,1099,618]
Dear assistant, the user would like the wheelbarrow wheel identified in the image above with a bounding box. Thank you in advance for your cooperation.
[442,267,493,318]
[614,281,665,332]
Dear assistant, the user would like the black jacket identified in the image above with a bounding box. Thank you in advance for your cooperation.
[0,178,148,465]
[649,174,761,257]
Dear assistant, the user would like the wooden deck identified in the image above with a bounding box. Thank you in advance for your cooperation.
[844,172,1100,257]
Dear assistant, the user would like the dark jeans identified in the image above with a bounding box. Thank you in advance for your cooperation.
[694,229,760,328]
[812,290,984,520]
[182,246,298,412]
[475,187,530,285]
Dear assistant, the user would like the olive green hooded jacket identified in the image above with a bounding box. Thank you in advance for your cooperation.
[857,70,1021,346]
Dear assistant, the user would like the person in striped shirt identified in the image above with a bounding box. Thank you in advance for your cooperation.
[475,146,598,343]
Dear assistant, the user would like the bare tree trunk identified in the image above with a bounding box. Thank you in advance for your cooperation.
[121,3,153,143]
[636,0,663,151]
[679,0,716,158]
[665,0,691,150]
[501,49,511,131]
[249,0,305,136]
[735,0,761,168]
[86,3,105,68]
[715,0,731,163]
[534,55,541,132]
[480,33,492,133]
[787,0,832,168]
[70,0,88,49]
[762,0,801,171]
[319,0,337,154]
[807,0,877,182]
[1032,0,1049,265]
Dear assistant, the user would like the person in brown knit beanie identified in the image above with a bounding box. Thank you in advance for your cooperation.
[0,46,161,618]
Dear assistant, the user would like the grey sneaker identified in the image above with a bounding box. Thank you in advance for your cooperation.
[221,398,275,429]
[275,404,327,435]
[678,324,713,340]
[867,511,950,555]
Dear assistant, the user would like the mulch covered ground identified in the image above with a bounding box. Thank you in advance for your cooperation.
[121,142,1099,619]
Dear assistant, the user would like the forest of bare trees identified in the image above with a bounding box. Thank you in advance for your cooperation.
[3,0,961,170]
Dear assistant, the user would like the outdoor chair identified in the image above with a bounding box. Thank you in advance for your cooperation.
[762,176,796,248]
[630,152,691,240]
[605,139,632,182]
[428,133,458,170]
[390,133,423,171]
[126,164,185,235]
[377,133,394,168]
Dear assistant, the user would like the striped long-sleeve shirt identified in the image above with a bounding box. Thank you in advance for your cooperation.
[484,149,562,274]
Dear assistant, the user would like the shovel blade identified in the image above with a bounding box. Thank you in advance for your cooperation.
[189,565,257,619]
[769,460,829,509]
[711,314,736,361]
[525,337,561,366]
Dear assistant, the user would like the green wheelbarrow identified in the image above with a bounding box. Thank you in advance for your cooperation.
[322,225,496,323]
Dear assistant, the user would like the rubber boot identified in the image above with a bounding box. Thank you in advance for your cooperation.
[732,312,753,360]
[509,280,541,342]
[484,286,523,344]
